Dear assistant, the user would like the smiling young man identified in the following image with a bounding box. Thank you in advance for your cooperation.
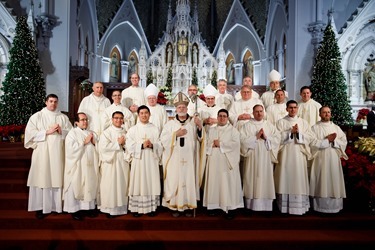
[309,106,347,214]
[25,94,72,219]
[126,105,163,217]
[239,104,280,213]
[274,100,314,215]
[121,73,146,114]
[98,111,130,218]
[297,86,322,127]
[203,109,244,219]
[63,112,99,220]
[215,79,234,110]
[102,90,134,131]
[266,89,288,125]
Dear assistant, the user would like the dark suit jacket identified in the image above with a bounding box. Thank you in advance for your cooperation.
[367,111,375,136]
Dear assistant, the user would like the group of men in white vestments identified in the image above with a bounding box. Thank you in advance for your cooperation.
[25,69,348,220]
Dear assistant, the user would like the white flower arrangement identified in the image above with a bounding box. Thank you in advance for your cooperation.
[159,86,173,101]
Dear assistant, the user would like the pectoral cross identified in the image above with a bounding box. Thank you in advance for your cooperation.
[142,134,149,141]
[302,107,307,117]
[244,106,251,113]
[180,158,187,166]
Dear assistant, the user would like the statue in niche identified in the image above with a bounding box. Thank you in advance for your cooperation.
[244,56,253,79]
[128,55,137,76]
[364,56,375,101]
[178,33,188,64]
[110,52,119,81]
[226,59,234,84]
[167,44,173,65]
[192,46,198,65]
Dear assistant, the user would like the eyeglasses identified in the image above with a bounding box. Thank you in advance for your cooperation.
[218,115,228,118]
[79,118,88,121]
[188,89,197,91]
[113,117,124,120]
[112,94,121,97]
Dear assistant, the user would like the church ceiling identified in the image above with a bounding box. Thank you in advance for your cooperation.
[96,0,269,52]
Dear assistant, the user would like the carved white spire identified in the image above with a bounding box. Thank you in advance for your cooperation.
[328,8,338,37]
[192,0,199,35]
[166,0,173,34]
[27,6,37,42]
[176,0,190,29]
[217,39,226,79]
[139,41,148,87]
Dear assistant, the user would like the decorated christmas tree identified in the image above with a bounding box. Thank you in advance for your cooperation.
[310,23,353,126]
[0,16,46,126]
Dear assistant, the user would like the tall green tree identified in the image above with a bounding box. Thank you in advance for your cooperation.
[192,68,198,86]
[166,67,173,91]
[211,70,217,88]
[0,16,46,126]
[310,23,353,126]
[146,70,153,86]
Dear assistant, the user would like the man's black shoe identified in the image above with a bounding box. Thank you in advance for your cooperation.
[225,211,235,220]
[72,211,84,221]
[106,214,119,219]
[132,212,142,217]
[148,211,156,217]
[35,210,48,220]
[208,210,217,217]
[85,209,99,218]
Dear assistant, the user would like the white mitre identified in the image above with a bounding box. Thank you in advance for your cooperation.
[268,69,281,82]
[203,84,218,97]
[144,83,159,98]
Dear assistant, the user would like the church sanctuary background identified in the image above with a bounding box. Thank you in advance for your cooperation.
[0,0,374,118]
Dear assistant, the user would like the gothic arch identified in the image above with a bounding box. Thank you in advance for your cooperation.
[222,24,261,61]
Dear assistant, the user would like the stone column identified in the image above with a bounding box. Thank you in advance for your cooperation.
[121,61,129,83]
[101,57,111,83]
[234,63,243,85]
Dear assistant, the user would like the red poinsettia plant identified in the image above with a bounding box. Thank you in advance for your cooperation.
[356,108,370,122]
[0,124,26,137]
[157,91,168,105]
[342,138,375,198]
[199,94,206,102]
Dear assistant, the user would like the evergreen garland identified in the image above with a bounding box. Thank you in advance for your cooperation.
[0,16,46,126]
[310,23,353,126]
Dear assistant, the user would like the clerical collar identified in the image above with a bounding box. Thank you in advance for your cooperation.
[176,114,190,124]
